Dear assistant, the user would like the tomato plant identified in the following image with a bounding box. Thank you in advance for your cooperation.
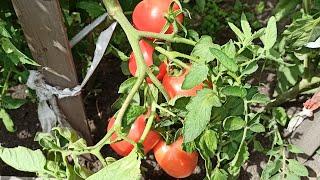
[107,115,160,156]
[154,137,198,178]
[162,67,203,99]
[128,40,167,83]
[1,0,320,180]
[132,0,184,34]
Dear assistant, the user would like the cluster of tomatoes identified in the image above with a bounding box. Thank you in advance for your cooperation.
[107,0,203,178]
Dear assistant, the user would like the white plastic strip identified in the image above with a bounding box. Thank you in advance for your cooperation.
[286,107,313,134]
[70,13,109,47]
[305,36,320,49]
[26,21,117,132]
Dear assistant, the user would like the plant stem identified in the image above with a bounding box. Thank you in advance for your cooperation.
[139,103,156,143]
[155,46,199,63]
[138,31,196,46]
[267,77,320,108]
[146,68,169,101]
[154,104,176,117]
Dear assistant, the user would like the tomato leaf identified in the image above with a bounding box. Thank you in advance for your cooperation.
[118,77,137,94]
[228,143,249,175]
[223,116,245,131]
[228,22,245,41]
[250,93,270,104]
[0,108,15,132]
[241,13,252,38]
[261,160,282,180]
[191,36,220,63]
[211,168,228,180]
[287,159,308,176]
[87,152,141,180]
[0,146,46,172]
[77,1,105,18]
[260,16,277,50]
[272,107,287,126]
[249,123,265,133]
[198,130,218,158]
[241,61,258,76]
[288,144,304,154]
[210,48,238,72]
[221,86,247,98]
[183,89,221,143]
[122,105,146,127]
[182,64,208,90]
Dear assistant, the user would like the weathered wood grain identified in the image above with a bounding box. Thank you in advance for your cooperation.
[11,0,92,144]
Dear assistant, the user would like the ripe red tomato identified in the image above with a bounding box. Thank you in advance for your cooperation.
[132,0,184,34]
[153,137,199,178]
[129,40,167,83]
[107,115,160,156]
[162,68,203,99]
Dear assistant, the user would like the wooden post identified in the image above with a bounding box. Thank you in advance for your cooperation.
[12,0,92,144]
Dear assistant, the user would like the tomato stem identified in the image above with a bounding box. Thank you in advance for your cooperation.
[138,31,196,46]
[139,103,156,143]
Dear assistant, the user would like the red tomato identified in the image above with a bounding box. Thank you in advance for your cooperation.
[107,115,160,156]
[154,137,199,178]
[162,68,203,99]
[129,40,167,83]
[132,0,184,34]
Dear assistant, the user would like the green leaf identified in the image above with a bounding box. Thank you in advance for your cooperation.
[0,25,11,38]
[286,173,300,180]
[122,105,146,127]
[288,144,304,154]
[211,168,228,180]
[261,16,277,50]
[223,116,245,131]
[272,107,287,126]
[253,139,264,152]
[87,152,141,180]
[210,48,238,72]
[250,93,270,104]
[222,41,236,59]
[198,130,218,158]
[261,160,282,180]
[118,77,137,94]
[250,123,265,133]
[77,1,105,18]
[241,61,258,76]
[228,143,249,175]
[241,13,252,37]
[182,64,208,90]
[0,108,15,132]
[274,0,301,21]
[183,89,221,142]
[228,22,245,41]
[287,159,308,176]
[0,146,46,172]
[2,96,26,110]
[0,38,39,66]
[191,36,219,63]
[221,86,247,98]
[52,127,79,143]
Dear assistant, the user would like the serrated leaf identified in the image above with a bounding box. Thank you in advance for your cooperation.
[222,41,236,59]
[241,13,252,37]
[0,109,15,132]
[211,169,228,180]
[77,1,105,18]
[210,48,238,72]
[250,123,265,133]
[122,105,146,127]
[228,143,249,175]
[198,130,218,158]
[250,93,270,104]
[183,89,221,142]
[228,22,245,41]
[261,160,282,180]
[241,61,258,76]
[191,36,219,63]
[287,159,308,176]
[2,96,26,110]
[87,152,141,180]
[118,77,137,94]
[223,116,245,131]
[221,86,247,98]
[288,144,304,154]
[0,38,39,66]
[182,64,208,90]
[272,107,287,126]
[261,16,277,50]
[0,146,46,172]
